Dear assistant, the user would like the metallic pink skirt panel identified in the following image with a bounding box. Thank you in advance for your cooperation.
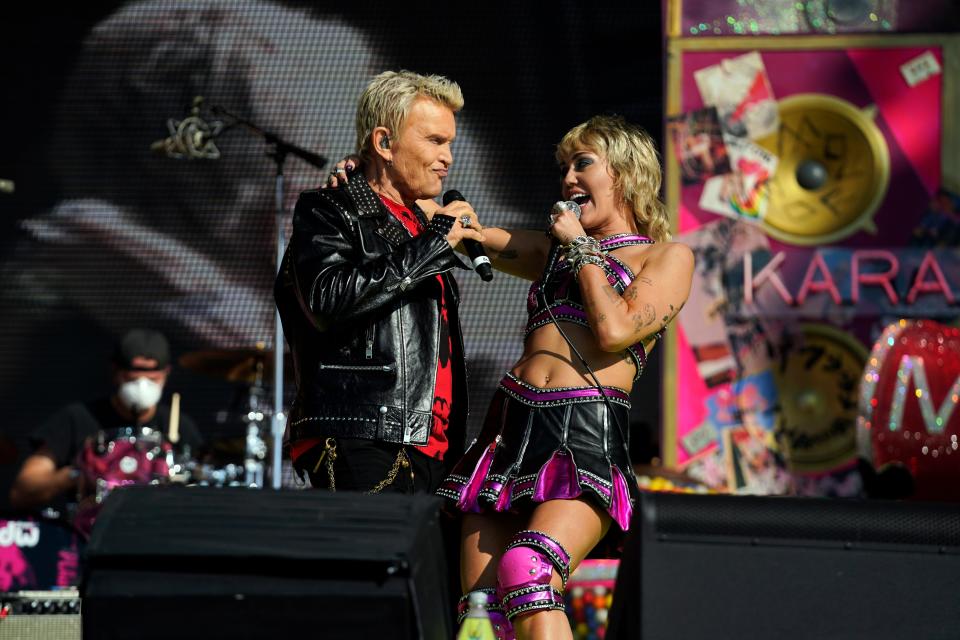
[437,374,639,531]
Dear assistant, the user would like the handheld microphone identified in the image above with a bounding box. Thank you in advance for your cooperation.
[442,190,493,282]
[541,200,582,287]
[551,200,582,222]
[539,197,629,450]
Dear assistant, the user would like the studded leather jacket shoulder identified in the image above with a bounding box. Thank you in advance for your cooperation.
[275,178,468,458]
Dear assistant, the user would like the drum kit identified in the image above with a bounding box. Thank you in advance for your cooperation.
[71,346,296,537]
[177,345,287,488]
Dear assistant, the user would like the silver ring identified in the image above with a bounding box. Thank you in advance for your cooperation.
[459,214,471,228]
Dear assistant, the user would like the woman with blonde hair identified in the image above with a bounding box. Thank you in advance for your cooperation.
[439,115,694,640]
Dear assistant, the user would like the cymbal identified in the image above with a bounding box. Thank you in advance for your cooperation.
[178,348,290,384]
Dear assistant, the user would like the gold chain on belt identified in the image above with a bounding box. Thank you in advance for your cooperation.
[313,437,412,494]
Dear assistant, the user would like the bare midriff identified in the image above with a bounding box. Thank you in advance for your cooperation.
[510,322,655,391]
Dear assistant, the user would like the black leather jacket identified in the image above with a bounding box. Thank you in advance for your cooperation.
[275,178,468,460]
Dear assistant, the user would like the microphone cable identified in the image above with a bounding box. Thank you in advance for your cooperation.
[537,209,631,449]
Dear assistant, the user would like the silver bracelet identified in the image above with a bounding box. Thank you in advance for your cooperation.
[565,236,602,267]
[563,235,600,253]
[572,254,606,280]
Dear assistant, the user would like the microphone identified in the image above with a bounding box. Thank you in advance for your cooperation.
[550,200,582,223]
[541,200,582,286]
[150,96,223,160]
[442,189,493,282]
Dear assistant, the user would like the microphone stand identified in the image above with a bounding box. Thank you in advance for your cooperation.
[205,103,328,490]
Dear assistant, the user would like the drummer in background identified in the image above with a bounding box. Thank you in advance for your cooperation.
[7,328,203,513]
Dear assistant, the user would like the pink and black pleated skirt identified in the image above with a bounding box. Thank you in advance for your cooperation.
[437,373,640,531]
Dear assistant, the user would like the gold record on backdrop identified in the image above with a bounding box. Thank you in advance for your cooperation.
[773,323,869,473]
[755,93,890,246]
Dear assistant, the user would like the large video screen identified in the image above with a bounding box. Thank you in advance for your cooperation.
[0,0,664,506]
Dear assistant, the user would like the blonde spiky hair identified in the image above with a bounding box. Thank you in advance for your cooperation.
[356,70,463,161]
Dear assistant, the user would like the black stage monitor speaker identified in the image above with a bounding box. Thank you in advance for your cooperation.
[82,486,452,639]
[607,492,960,640]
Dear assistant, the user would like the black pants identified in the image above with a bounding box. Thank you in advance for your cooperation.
[300,437,447,494]
[299,437,463,601]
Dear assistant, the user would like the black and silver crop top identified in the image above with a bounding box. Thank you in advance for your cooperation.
[525,233,659,380]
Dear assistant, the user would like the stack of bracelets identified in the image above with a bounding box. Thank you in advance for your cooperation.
[564,235,604,279]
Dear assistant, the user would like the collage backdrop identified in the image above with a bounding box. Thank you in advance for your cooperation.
[0,1,666,508]
[664,0,960,499]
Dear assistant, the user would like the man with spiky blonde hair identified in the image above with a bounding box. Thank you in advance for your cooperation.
[355,70,464,166]
[276,70,484,495]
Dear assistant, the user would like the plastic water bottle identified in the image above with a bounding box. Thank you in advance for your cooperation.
[456,591,497,640]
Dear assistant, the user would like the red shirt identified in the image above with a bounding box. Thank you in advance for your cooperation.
[291,195,452,464]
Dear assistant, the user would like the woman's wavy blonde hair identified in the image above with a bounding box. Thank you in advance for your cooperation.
[556,115,670,243]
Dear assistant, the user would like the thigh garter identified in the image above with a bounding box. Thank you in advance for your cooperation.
[496,529,571,620]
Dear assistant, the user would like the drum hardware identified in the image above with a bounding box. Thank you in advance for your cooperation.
[243,369,270,489]
[178,345,291,385]
[158,96,327,489]
[85,426,170,504]
[71,378,273,536]
[178,345,292,489]
[182,462,243,487]
[165,447,192,484]
[74,426,174,536]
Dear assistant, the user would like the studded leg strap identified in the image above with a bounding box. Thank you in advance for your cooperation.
[497,529,572,621]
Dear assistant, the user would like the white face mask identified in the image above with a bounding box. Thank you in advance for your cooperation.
[118,377,163,413]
